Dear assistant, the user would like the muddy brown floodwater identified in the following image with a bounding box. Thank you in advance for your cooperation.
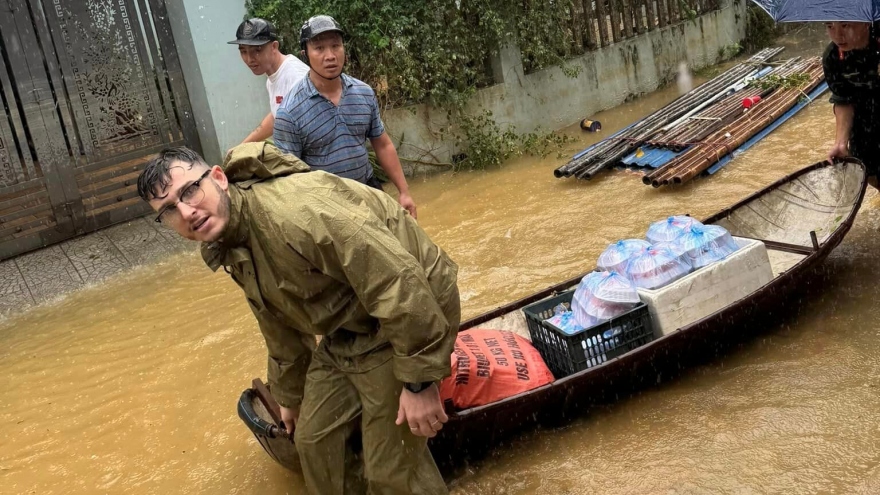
[4,29,880,494]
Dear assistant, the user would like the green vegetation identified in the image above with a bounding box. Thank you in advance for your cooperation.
[744,3,783,52]
[718,42,743,60]
[449,112,572,172]
[245,0,579,171]
[245,0,576,109]
[752,72,811,91]
[678,0,698,22]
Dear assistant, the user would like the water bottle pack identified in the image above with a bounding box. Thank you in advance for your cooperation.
[547,271,641,335]
[646,215,703,244]
[572,271,640,328]
[624,246,691,290]
[615,215,739,288]
[535,214,738,374]
[673,224,739,269]
[544,304,620,365]
[650,239,691,268]
[546,303,582,335]
[545,306,626,365]
[597,239,650,274]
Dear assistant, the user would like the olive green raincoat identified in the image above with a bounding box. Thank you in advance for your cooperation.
[202,142,459,494]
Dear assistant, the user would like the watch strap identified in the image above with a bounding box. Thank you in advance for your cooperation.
[404,381,434,393]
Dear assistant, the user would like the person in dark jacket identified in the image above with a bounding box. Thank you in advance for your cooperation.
[823,21,880,188]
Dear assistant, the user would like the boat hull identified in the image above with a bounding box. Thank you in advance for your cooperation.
[238,158,868,471]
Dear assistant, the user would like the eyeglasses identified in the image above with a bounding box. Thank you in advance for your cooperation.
[154,170,212,224]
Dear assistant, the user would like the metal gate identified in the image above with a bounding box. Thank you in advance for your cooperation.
[0,0,200,260]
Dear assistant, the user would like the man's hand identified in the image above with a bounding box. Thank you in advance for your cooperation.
[395,384,447,438]
[830,104,854,164]
[399,192,418,219]
[279,405,300,434]
[828,141,849,163]
[371,133,416,219]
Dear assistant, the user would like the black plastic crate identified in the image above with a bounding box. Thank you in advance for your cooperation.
[522,290,654,378]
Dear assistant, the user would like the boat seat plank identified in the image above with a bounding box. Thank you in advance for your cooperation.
[735,237,816,255]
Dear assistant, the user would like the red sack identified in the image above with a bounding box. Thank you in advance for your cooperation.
[439,329,555,410]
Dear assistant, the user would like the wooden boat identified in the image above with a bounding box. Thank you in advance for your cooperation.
[237,158,867,472]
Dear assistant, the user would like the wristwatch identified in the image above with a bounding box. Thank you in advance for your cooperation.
[403,381,434,393]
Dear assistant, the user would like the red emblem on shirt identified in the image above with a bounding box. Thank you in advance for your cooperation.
[276,95,283,104]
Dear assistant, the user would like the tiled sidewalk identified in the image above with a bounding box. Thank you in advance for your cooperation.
[0,217,197,316]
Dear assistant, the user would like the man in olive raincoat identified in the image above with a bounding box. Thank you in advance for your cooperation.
[136,142,459,494]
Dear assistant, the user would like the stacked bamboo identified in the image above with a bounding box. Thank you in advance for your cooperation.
[646,58,803,151]
[643,57,824,187]
[553,47,785,180]
[646,86,765,151]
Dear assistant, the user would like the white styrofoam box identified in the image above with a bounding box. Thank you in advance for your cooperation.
[637,237,773,337]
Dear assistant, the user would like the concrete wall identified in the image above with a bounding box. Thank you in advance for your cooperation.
[166,0,268,164]
[385,0,749,173]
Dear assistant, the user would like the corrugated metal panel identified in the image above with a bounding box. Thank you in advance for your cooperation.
[621,146,688,169]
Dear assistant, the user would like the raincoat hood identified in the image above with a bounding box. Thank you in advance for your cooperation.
[222,142,310,186]
[202,142,311,268]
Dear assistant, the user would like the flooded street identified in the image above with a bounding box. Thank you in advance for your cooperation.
[5,29,880,494]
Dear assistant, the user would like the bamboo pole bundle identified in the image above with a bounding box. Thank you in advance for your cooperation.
[553,47,785,179]
[644,58,819,179]
[649,58,806,149]
[643,163,679,186]
[569,65,760,180]
[643,58,824,187]
[671,89,819,182]
[644,60,819,185]
[651,87,762,148]
[667,79,822,183]
[563,58,786,178]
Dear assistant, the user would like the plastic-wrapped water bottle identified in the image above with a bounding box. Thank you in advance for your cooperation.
[602,327,622,347]
[597,239,651,274]
[646,215,703,244]
[650,240,692,272]
[625,246,691,289]
[674,224,738,269]
[573,271,640,328]
[553,303,568,316]
[546,309,583,335]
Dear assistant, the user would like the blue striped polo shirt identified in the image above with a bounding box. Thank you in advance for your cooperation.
[273,73,384,183]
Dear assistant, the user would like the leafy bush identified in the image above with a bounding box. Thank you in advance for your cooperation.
[244,0,574,110]
[744,3,783,52]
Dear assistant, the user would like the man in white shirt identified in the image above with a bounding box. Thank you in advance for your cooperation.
[229,18,309,145]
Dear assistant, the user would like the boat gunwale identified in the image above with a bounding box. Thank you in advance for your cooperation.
[446,157,868,419]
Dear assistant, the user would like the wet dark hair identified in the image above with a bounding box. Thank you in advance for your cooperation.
[137,147,209,201]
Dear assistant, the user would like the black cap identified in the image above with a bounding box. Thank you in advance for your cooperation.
[299,15,344,51]
[228,18,278,46]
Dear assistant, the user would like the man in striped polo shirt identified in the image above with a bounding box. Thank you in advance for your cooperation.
[273,15,417,218]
